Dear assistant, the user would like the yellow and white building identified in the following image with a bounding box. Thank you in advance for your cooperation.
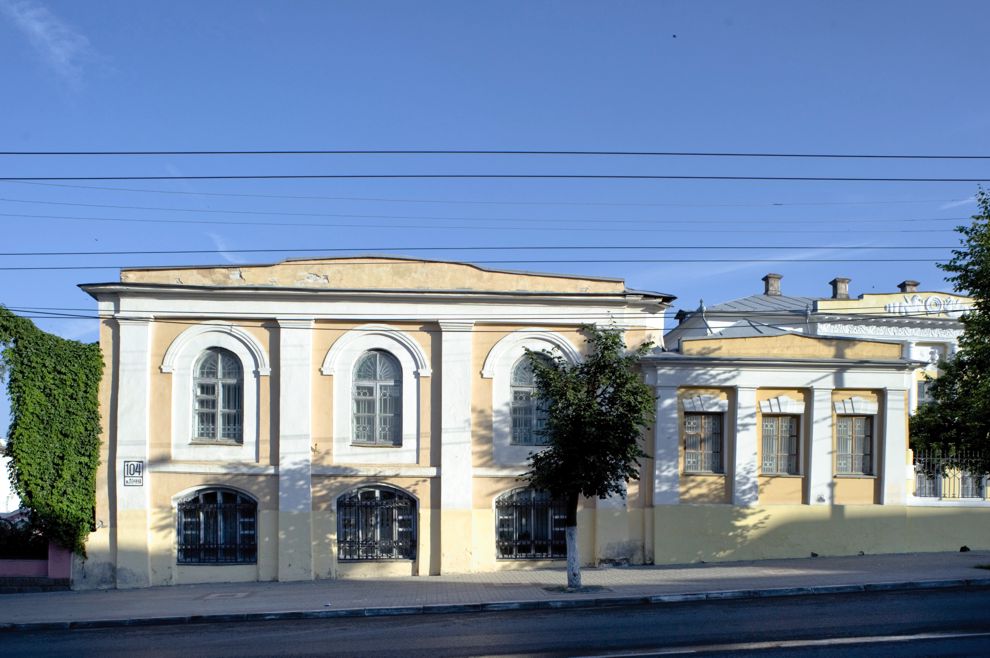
[74,261,990,589]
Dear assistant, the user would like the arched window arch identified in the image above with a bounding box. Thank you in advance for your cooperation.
[337,485,417,560]
[177,488,257,564]
[510,356,550,446]
[352,350,402,446]
[193,347,243,443]
[495,488,566,559]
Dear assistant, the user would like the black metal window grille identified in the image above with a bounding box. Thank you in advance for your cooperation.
[836,416,873,475]
[684,412,723,474]
[510,356,550,446]
[337,486,416,560]
[194,347,243,442]
[177,488,257,564]
[352,350,402,446]
[914,450,988,499]
[495,488,566,559]
[761,415,800,475]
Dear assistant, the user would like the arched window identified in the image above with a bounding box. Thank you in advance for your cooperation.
[495,488,566,559]
[177,488,257,564]
[510,356,549,446]
[352,350,402,446]
[337,486,416,560]
[193,348,243,443]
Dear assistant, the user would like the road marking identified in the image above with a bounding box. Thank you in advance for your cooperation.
[576,631,990,656]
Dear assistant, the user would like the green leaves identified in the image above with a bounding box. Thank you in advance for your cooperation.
[911,190,990,474]
[1,307,103,554]
[523,325,655,503]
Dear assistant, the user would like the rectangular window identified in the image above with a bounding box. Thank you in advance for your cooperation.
[761,415,800,475]
[917,380,933,405]
[836,416,873,475]
[684,412,723,474]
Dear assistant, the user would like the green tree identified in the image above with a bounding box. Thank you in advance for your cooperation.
[525,325,655,589]
[911,190,990,475]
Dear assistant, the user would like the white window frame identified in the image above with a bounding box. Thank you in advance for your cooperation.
[481,330,580,466]
[322,325,430,465]
[162,323,269,462]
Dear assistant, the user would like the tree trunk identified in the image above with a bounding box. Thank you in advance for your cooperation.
[565,491,581,589]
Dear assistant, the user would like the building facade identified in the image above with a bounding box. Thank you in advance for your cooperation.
[75,261,990,589]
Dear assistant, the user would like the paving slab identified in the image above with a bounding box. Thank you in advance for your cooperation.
[1,551,989,629]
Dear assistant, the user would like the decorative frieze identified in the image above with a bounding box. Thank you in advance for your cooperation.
[817,323,961,339]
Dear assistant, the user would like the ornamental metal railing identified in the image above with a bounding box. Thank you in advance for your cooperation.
[914,450,988,500]
[177,499,257,564]
[495,490,567,559]
[337,493,416,560]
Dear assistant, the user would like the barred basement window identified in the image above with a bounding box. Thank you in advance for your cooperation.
[761,415,800,475]
[337,486,416,560]
[352,350,402,446]
[510,356,550,446]
[684,412,723,474]
[193,347,243,442]
[836,416,873,475]
[495,488,566,559]
[177,488,256,564]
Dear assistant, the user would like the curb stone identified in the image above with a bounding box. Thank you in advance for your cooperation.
[2,577,990,633]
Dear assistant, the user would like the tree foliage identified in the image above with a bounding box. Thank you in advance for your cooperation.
[911,190,990,473]
[0,307,103,553]
[525,325,655,587]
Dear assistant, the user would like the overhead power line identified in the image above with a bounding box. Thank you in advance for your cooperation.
[7,181,975,208]
[0,258,946,271]
[0,211,958,234]
[0,195,969,224]
[1,173,989,183]
[0,245,958,258]
[3,148,990,160]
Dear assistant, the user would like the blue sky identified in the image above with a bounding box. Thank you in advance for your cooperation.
[1,1,989,430]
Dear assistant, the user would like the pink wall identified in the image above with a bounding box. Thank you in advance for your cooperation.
[0,542,72,579]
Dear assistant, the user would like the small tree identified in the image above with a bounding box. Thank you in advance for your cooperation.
[911,190,990,476]
[525,325,655,589]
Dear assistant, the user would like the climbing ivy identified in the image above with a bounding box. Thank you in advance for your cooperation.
[0,306,103,554]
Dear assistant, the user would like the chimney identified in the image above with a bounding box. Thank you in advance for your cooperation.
[829,277,850,300]
[898,280,920,293]
[762,273,782,296]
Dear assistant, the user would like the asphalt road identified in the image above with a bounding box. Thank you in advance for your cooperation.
[2,588,989,657]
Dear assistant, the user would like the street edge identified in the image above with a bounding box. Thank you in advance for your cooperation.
[3,577,990,632]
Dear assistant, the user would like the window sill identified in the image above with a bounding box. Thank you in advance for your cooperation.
[834,474,877,479]
[759,473,804,478]
[350,442,403,448]
[683,471,726,477]
[189,439,244,447]
[176,561,257,566]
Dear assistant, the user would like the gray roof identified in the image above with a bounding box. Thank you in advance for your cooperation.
[693,319,792,339]
[706,294,820,314]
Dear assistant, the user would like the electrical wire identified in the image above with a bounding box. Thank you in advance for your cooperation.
[3,148,990,159]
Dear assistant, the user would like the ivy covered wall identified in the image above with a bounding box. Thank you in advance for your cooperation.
[0,307,103,553]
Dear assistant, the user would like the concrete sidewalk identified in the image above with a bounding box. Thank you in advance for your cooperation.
[2,551,990,631]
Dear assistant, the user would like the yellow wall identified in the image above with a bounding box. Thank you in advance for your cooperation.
[653,504,990,564]
[680,334,902,359]
[120,257,627,294]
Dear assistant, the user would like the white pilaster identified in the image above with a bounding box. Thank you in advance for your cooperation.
[439,321,474,572]
[653,386,680,505]
[808,387,834,505]
[276,318,314,581]
[439,321,474,510]
[881,388,909,505]
[732,387,759,506]
[114,315,153,588]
